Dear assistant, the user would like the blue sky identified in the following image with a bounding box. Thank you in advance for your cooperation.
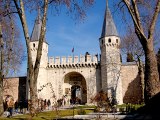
[18,0,128,76]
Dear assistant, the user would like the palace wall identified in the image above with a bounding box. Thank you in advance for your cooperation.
[3,59,143,105]
[3,77,27,102]
[121,63,143,104]
[36,54,101,104]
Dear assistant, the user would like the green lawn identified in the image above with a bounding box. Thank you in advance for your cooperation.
[0,109,94,120]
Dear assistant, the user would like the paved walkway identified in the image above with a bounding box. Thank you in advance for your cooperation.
[63,113,152,120]
[62,113,131,120]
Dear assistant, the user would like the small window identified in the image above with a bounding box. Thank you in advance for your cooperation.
[33,43,35,47]
[101,40,103,44]
[108,38,111,43]
[116,39,118,43]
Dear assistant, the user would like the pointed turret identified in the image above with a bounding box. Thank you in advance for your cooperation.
[30,8,42,41]
[29,7,48,68]
[100,0,118,38]
[99,0,123,105]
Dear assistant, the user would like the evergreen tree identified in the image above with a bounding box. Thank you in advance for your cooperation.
[127,52,134,62]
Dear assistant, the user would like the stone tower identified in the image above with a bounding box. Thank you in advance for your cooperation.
[30,10,48,68]
[30,10,48,98]
[99,0,123,104]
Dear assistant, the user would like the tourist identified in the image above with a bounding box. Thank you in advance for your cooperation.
[23,99,28,114]
[44,99,47,110]
[41,99,44,111]
[47,99,51,110]
[7,98,14,117]
[62,95,66,106]
[3,100,8,111]
[14,100,19,114]
[19,100,23,113]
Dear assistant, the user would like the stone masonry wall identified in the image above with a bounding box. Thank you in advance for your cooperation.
[121,63,143,104]
[3,77,27,102]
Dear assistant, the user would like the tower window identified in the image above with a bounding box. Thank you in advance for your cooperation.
[108,38,111,43]
[101,40,103,45]
[116,39,118,43]
[33,43,35,47]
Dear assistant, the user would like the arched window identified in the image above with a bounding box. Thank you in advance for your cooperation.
[33,43,35,47]
[116,39,118,43]
[108,38,111,43]
[101,40,103,45]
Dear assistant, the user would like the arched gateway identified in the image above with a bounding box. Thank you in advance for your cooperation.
[63,72,87,104]
[28,0,137,106]
[4,0,143,106]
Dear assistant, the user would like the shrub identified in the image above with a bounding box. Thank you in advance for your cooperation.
[94,106,100,112]
[77,108,86,115]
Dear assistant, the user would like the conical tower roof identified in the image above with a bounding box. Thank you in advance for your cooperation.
[100,0,118,38]
[30,9,42,42]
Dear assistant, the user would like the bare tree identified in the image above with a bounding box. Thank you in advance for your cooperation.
[0,0,24,115]
[12,0,94,117]
[121,28,144,60]
[117,0,160,103]
[121,27,145,102]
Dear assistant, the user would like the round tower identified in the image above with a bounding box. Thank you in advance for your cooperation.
[30,9,48,68]
[99,0,123,104]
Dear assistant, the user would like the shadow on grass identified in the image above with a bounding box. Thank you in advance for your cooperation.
[123,92,160,119]
[14,118,27,120]
[53,118,84,120]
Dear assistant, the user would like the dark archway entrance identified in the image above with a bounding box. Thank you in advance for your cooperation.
[64,72,87,104]
[71,85,81,104]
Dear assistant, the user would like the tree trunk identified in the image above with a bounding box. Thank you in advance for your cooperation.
[137,58,144,103]
[29,0,48,117]
[34,0,48,81]
[0,23,4,116]
[13,0,38,117]
[144,40,160,103]
[29,73,38,117]
[0,77,3,116]
[13,0,48,117]
[123,0,160,103]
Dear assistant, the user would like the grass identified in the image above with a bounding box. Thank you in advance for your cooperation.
[116,103,145,114]
[0,109,94,120]
[74,105,96,109]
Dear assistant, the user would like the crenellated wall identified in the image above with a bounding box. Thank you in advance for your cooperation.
[48,54,98,67]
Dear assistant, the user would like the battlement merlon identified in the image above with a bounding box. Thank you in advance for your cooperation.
[48,54,99,66]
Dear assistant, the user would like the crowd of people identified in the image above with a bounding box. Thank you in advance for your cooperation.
[3,95,82,117]
[3,96,29,117]
[56,96,82,107]
[3,96,51,117]
[38,99,51,111]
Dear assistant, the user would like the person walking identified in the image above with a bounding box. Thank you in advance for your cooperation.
[44,99,47,110]
[7,98,14,117]
[14,100,19,114]
[47,99,51,110]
